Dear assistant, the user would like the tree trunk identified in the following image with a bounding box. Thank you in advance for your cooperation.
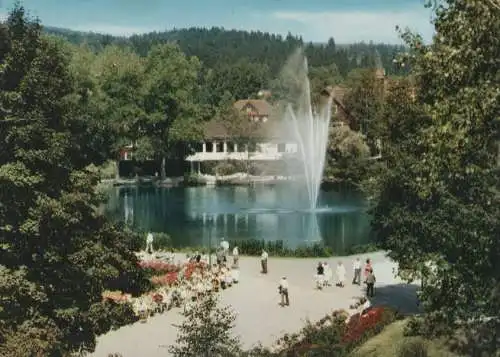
[114,160,120,180]
[161,156,166,181]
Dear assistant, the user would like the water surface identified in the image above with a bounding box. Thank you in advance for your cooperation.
[104,184,374,255]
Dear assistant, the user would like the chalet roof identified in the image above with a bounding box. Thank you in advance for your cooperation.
[233,99,272,116]
[203,117,280,140]
[203,99,277,140]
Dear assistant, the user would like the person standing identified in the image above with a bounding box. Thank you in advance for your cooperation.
[324,262,333,286]
[278,276,289,306]
[352,258,362,285]
[232,246,239,268]
[145,232,154,254]
[336,261,346,287]
[364,258,372,281]
[260,249,268,274]
[216,248,223,266]
[316,262,325,288]
[365,269,376,297]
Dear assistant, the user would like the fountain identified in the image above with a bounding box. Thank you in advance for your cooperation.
[277,50,332,210]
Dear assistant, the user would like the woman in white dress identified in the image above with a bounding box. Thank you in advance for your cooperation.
[336,261,346,287]
[324,262,333,287]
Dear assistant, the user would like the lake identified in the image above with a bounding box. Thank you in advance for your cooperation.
[104,184,374,255]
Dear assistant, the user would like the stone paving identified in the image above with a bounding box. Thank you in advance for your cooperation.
[91,251,420,357]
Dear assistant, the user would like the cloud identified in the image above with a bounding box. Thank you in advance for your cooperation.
[69,24,159,37]
[270,7,435,44]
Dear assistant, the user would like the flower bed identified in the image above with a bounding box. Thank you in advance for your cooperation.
[273,307,397,356]
[102,258,237,320]
[138,260,180,273]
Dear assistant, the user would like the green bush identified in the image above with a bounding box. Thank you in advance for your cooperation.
[97,160,118,180]
[131,231,172,250]
[345,243,380,255]
[128,229,379,258]
[227,239,333,257]
[397,338,429,357]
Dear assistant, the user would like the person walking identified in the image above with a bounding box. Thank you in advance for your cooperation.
[260,249,268,274]
[365,269,376,297]
[352,257,362,285]
[278,276,290,307]
[145,232,154,254]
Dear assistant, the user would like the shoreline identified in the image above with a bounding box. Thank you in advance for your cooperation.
[97,176,360,190]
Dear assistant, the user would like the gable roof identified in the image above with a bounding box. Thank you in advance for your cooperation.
[204,99,278,140]
[233,99,272,116]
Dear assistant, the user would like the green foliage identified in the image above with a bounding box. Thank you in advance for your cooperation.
[169,293,241,357]
[397,338,429,357]
[130,230,172,250]
[0,5,149,356]
[370,0,500,348]
[45,26,408,77]
[325,124,372,186]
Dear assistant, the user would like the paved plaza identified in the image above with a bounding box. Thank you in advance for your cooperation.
[91,251,420,357]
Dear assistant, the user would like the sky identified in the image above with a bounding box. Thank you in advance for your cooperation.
[0,0,435,44]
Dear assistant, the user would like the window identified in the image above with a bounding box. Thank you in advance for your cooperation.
[226,142,234,152]
[248,142,257,152]
[193,142,203,152]
[216,142,224,152]
[205,142,213,152]
[277,143,287,153]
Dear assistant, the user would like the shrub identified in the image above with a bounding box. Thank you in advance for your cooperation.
[131,231,172,250]
[169,293,241,357]
[274,307,398,356]
[397,338,429,357]
[227,239,333,257]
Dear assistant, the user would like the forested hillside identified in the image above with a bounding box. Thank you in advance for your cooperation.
[45,26,407,77]
[41,24,403,182]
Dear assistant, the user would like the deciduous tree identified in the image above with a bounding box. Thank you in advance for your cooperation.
[370,0,500,351]
[0,6,148,356]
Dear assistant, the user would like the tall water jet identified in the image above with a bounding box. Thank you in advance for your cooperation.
[276,49,332,210]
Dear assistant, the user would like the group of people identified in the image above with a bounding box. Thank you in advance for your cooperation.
[275,257,377,308]
[314,258,376,294]
[315,261,347,288]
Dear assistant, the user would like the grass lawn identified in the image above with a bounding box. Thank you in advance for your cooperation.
[351,319,464,357]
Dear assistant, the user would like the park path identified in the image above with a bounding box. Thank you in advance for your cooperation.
[91,251,420,357]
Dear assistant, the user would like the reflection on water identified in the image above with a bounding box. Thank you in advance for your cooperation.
[104,184,373,255]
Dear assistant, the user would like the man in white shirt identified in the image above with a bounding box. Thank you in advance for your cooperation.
[261,250,268,274]
[278,276,289,306]
[352,257,362,285]
[145,232,154,254]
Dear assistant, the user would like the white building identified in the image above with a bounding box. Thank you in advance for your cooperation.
[185,99,298,174]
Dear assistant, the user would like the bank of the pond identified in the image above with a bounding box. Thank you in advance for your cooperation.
[132,232,380,258]
[98,175,364,190]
